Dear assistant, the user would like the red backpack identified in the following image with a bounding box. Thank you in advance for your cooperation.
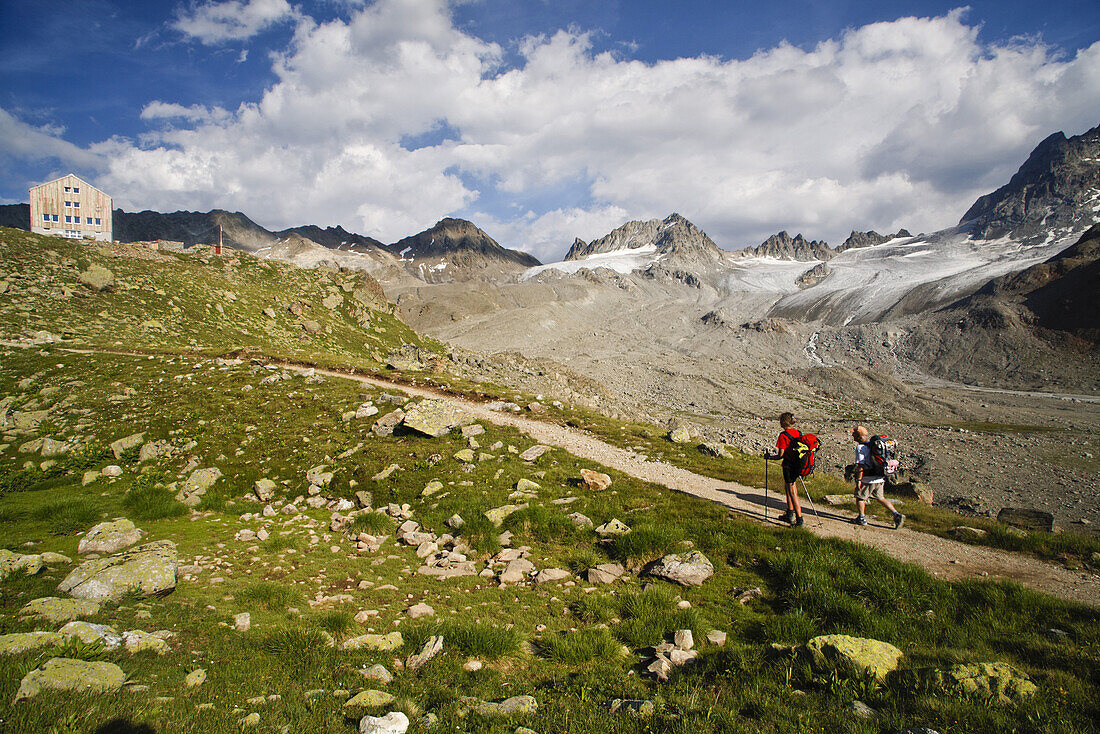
[783,433,818,477]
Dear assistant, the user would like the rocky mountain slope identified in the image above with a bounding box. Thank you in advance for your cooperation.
[960,123,1100,241]
[737,231,834,261]
[566,213,725,266]
[274,224,387,254]
[388,218,541,283]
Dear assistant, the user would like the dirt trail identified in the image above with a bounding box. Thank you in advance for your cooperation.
[315,369,1099,607]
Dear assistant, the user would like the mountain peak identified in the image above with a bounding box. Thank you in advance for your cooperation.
[959,124,1100,241]
[565,213,722,263]
[740,230,833,261]
[389,217,540,282]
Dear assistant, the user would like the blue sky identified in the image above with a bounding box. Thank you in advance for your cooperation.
[2,0,1098,260]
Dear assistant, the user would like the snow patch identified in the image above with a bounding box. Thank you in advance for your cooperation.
[522,245,661,279]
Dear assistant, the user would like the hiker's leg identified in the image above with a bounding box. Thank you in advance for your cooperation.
[877,496,898,514]
[787,481,802,516]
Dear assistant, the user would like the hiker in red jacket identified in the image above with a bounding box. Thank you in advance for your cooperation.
[770,412,804,526]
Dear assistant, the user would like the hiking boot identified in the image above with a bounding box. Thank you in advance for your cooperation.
[778,510,795,524]
[893,513,905,529]
[793,516,805,528]
[851,515,868,526]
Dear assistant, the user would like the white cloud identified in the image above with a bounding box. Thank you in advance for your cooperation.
[0,108,103,172]
[172,0,300,44]
[18,2,1100,256]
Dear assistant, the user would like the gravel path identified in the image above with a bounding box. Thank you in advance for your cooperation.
[331,369,1100,608]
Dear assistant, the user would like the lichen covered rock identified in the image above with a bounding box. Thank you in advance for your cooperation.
[805,634,904,680]
[58,540,178,601]
[14,657,125,702]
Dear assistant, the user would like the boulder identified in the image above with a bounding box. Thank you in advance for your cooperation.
[123,630,170,654]
[407,603,435,619]
[359,711,410,734]
[594,519,631,536]
[176,467,222,506]
[934,662,1037,703]
[579,469,612,491]
[949,526,988,541]
[254,479,277,501]
[485,503,527,527]
[78,266,114,292]
[515,478,541,493]
[0,549,44,578]
[499,559,535,584]
[646,551,714,587]
[372,410,405,437]
[78,519,142,555]
[345,689,395,708]
[534,568,571,584]
[453,449,475,463]
[20,597,101,624]
[471,695,538,717]
[405,635,443,671]
[59,621,121,649]
[668,427,692,444]
[185,668,207,687]
[805,635,903,680]
[360,665,393,685]
[568,512,594,528]
[343,632,403,652]
[109,432,144,460]
[519,445,551,462]
[0,632,66,656]
[401,399,472,438]
[14,657,126,702]
[699,442,729,458]
[609,699,656,716]
[587,563,625,585]
[997,508,1055,533]
[58,540,178,601]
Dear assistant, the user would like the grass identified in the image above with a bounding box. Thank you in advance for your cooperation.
[405,620,522,659]
[238,582,304,611]
[31,498,100,535]
[314,610,355,642]
[538,627,623,664]
[347,512,395,535]
[608,523,683,567]
[122,483,188,521]
[502,504,577,543]
[615,587,705,649]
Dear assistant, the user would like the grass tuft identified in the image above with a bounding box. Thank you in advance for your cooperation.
[122,484,187,521]
[239,581,304,611]
[608,523,682,565]
[538,627,622,664]
[404,620,521,659]
[347,512,395,535]
[32,499,100,535]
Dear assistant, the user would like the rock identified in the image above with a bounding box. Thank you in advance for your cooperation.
[185,668,207,687]
[405,635,443,671]
[263,307,277,319]
[356,404,380,419]
[345,689,395,708]
[997,507,1055,532]
[485,503,527,527]
[934,662,1037,703]
[668,427,692,444]
[519,445,551,462]
[57,540,178,601]
[123,630,170,654]
[176,467,222,506]
[78,519,143,555]
[849,700,876,719]
[515,478,541,493]
[609,699,655,716]
[647,551,714,586]
[699,442,729,458]
[463,660,482,672]
[470,695,538,717]
[594,519,631,536]
[897,728,942,734]
[59,621,121,648]
[0,549,45,578]
[373,464,402,481]
[647,655,673,681]
[300,319,323,334]
[322,293,343,310]
[706,630,727,647]
[453,449,475,463]
[421,480,443,497]
[109,432,145,460]
[568,512,593,528]
[343,632,404,652]
[234,612,251,631]
[579,469,612,491]
[806,635,904,680]
[359,711,410,734]
[498,559,535,584]
[372,410,405,437]
[534,568,571,584]
[79,266,114,292]
[40,552,71,566]
[360,665,393,685]
[82,471,100,486]
[401,399,472,438]
[587,563,625,584]
[102,465,123,478]
[949,526,988,541]
[445,514,464,529]
[254,479,277,502]
[306,464,335,487]
[20,597,101,624]
[407,603,435,619]
[673,629,694,650]
[14,657,125,702]
[239,712,260,727]
[0,632,66,655]
[236,529,257,542]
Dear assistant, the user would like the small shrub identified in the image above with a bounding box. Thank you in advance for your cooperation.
[567,548,606,576]
[239,582,304,611]
[259,626,334,676]
[196,489,229,513]
[316,610,355,642]
[348,512,395,535]
[616,587,703,649]
[32,499,99,535]
[405,620,520,659]
[62,444,113,472]
[503,505,575,543]
[609,523,682,565]
[43,637,110,662]
[122,485,187,521]
[459,515,501,555]
[539,628,622,664]
[572,594,618,624]
[263,535,305,553]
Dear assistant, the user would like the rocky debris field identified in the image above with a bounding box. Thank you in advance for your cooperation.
[0,346,1096,733]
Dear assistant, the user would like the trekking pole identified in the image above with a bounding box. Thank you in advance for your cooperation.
[799,475,822,527]
[763,454,769,521]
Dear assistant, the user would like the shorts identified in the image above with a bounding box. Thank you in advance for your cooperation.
[855,480,885,502]
[782,463,800,484]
